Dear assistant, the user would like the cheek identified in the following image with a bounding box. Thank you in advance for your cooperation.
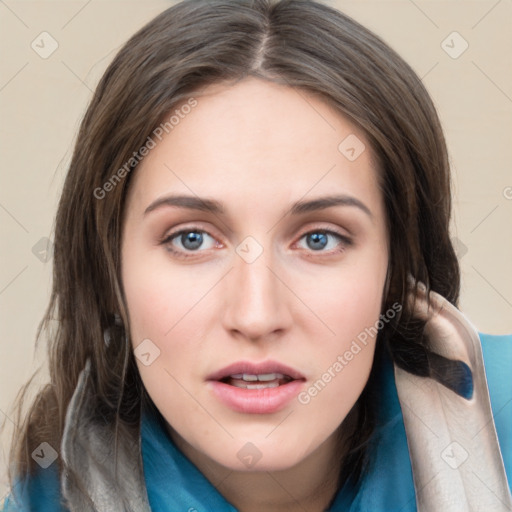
[124,267,208,432]
[296,303,379,443]
[301,258,386,341]
[122,247,214,408]
[122,244,213,341]
[309,338,376,404]
[296,251,386,410]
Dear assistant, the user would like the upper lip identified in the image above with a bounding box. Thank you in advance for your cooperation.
[206,360,306,381]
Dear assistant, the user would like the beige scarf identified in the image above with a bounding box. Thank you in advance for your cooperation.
[395,286,512,511]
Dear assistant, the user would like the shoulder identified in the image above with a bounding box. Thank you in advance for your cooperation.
[479,332,512,376]
[1,464,65,512]
[479,332,512,483]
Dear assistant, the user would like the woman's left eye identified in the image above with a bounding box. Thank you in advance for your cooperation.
[295,230,352,254]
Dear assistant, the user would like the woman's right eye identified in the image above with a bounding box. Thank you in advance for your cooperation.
[161,228,220,258]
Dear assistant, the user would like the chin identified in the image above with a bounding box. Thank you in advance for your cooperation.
[205,434,314,473]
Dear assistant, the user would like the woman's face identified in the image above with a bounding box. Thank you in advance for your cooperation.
[121,78,389,472]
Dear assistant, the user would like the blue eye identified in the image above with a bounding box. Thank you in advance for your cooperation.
[163,230,217,254]
[297,230,351,253]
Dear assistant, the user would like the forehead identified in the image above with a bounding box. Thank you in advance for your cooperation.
[125,78,383,218]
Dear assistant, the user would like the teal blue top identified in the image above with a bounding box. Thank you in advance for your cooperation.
[3,333,511,511]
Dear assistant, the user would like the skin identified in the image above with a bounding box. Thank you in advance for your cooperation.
[121,77,389,512]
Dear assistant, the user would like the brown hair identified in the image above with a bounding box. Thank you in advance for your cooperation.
[5,0,459,500]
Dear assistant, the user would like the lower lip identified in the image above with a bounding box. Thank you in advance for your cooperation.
[208,380,305,414]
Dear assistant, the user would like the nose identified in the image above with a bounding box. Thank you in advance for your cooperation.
[222,244,292,342]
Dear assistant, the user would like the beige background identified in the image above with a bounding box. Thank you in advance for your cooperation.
[1,0,511,497]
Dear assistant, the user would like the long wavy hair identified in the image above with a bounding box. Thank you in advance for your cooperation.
[5,0,459,500]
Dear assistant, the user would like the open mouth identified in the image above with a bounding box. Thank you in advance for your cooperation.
[220,373,295,390]
[207,361,306,414]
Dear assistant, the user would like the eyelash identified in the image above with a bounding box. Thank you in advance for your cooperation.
[159,226,353,260]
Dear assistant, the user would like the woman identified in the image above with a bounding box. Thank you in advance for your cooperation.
[2,0,511,510]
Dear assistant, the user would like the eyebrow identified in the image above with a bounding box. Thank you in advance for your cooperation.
[144,194,373,218]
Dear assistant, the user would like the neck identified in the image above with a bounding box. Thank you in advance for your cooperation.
[218,438,342,512]
[167,413,358,512]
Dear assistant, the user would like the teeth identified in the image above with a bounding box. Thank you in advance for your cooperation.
[257,373,284,382]
[224,371,292,389]
[231,381,280,389]
[228,372,286,382]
